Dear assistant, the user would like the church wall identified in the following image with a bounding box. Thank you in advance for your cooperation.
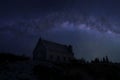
[33,38,74,63]
[46,49,73,63]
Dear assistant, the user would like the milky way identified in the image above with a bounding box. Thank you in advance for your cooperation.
[1,0,120,62]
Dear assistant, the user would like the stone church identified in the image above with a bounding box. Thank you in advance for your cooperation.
[33,38,74,63]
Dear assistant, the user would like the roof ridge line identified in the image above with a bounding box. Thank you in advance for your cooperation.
[42,39,68,47]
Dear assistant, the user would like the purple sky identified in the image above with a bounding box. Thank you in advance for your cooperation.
[1,0,120,62]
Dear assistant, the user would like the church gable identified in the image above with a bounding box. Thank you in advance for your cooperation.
[42,40,72,54]
[33,38,74,63]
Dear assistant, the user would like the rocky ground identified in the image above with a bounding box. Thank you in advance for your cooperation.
[0,60,120,80]
[0,61,38,80]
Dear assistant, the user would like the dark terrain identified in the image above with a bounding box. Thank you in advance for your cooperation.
[33,57,120,80]
[0,53,120,80]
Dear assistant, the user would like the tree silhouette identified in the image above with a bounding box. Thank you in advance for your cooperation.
[102,57,105,63]
[78,58,86,64]
[91,58,100,63]
[105,56,109,63]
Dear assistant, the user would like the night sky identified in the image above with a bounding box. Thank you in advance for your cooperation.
[1,0,120,62]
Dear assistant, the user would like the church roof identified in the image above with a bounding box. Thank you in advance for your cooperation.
[39,39,73,54]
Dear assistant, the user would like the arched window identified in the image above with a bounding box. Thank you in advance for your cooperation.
[50,55,53,60]
[57,56,60,61]
[63,57,66,61]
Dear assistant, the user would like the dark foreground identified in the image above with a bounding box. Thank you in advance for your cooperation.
[0,53,120,80]
[33,62,120,80]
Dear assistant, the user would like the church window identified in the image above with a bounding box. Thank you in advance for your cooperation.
[57,56,60,61]
[50,55,53,60]
[64,57,66,61]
